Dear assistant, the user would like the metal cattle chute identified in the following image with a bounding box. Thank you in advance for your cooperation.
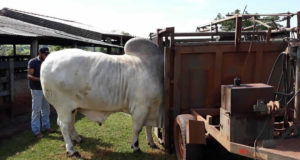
[150,11,300,160]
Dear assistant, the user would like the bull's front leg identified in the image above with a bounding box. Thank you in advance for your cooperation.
[131,106,149,153]
[57,111,80,157]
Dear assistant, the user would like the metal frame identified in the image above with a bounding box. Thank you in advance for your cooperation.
[192,109,300,160]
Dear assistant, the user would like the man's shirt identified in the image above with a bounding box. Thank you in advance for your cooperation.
[28,56,42,90]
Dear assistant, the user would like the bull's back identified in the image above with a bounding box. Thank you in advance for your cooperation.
[40,49,145,111]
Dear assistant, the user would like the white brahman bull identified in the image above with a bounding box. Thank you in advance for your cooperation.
[40,38,164,156]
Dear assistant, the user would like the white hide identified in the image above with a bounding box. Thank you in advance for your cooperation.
[40,38,164,154]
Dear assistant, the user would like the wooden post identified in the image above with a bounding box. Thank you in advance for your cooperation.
[13,44,16,57]
[235,15,242,46]
[266,27,272,44]
[30,39,38,58]
[100,46,105,52]
[73,43,78,48]
[107,47,111,54]
[9,58,14,102]
[120,36,124,46]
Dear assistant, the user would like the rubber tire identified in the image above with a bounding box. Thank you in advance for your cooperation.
[174,114,205,160]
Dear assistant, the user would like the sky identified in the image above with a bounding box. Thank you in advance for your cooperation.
[0,0,299,37]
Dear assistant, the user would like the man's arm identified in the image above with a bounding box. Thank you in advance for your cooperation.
[27,68,40,81]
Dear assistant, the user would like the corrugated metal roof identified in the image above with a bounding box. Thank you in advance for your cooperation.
[0,8,124,48]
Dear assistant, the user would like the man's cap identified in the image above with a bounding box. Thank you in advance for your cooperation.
[39,47,50,55]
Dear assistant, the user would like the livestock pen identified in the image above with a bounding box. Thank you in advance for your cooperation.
[150,11,300,160]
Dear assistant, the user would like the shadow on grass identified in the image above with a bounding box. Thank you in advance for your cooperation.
[0,113,86,160]
[0,118,56,159]
[78,147,173,160]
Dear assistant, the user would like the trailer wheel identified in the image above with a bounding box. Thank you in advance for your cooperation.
[174,114,205,160]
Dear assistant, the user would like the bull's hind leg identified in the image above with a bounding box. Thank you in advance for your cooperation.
[131,106,149,152]
[145,126,158,149]
[57,107,80,157]
[70,109,82,143]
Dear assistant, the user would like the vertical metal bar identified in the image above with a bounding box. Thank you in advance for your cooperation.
[266,28,272,44]
[163,27,175,153]
[156,29,163,51]
[295,46,300,126]
[235,15,242,46]
[286,16,290,28]
[164,47,171,153]
[297,11,300,40]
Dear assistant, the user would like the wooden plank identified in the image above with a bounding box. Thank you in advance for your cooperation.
[175,39,216,43]
[191,110,230,150]
[191,108,220,116]
[227,13,295,17]
[0,90,10,96]
[197,15,237,28]
[0,77,9,83]
[0,62,9,69]
[253,19,271,29]
[14,61,28,68]
[186,120,206,144]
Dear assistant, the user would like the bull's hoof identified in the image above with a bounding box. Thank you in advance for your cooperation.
[148,143,158,149]
[133,148,142,154]
[98,122,102,126]
[67,151,81,158]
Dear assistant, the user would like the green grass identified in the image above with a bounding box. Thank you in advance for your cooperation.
[0,113,175,160]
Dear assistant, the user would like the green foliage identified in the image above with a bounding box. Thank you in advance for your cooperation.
[215,9,283,31]
[111,30,132,36]
[121,31,131,36]
[16,45,30,55]
[49,45,70,52]
[0,45,13,56]
[0,45,30,56]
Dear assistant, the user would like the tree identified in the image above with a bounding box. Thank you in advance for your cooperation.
[215,9,282,31]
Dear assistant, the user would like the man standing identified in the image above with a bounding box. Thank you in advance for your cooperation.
[27,47,53,138]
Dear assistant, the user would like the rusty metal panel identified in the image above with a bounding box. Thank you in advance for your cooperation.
[173,42,286,114]
[221,83,274,114]
[220,83,274,146]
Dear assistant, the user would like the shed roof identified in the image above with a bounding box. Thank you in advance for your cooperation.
[0,8,131,47]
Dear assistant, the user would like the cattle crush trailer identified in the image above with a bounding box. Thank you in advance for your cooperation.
[150,11,300,160]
